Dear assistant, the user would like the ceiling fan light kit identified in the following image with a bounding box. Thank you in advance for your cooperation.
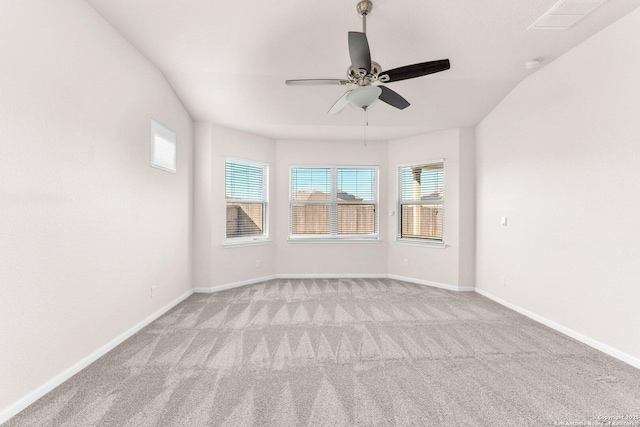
[285,0,451,114]
[347,86,382,110]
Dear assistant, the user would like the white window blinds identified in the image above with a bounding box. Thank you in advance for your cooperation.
[290,166,378,239]
[397,160,444,242]
[337,168,377,235]
[225,159,268,240]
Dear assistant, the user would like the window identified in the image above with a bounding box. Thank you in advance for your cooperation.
[150,119,176,173]
[289,166,378,240]
[225,158,269,243]
[397,160,445,244]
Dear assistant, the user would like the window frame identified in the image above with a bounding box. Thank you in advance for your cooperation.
[150,119,177,173]
[288,165,380,242]
[224,157,269,246]
[396,159,446,248]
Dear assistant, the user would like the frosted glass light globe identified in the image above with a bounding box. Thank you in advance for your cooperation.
[347,86,382,110]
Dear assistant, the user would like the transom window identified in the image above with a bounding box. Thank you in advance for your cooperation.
[225,158,269,243]
[397,160,445,244]
[150,119,176,173]
[289,166,379,240]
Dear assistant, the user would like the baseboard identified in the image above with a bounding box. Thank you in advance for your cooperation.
[193,274,395,293]
[0,289,194,426]
[388,274,474,292]
[193,275,277,294]
[194,274,471,294]
[475,288,640,370]
[276,273,388,279]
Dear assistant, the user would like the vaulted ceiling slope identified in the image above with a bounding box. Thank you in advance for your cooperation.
[85,0,639,141]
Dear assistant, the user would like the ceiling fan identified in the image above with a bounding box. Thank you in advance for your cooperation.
[285,0,451,114]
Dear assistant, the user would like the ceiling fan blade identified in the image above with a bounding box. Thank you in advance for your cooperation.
[378,86,410,110]
[328,91,351,115]
[348,32,371,74]
[380,59,450,83]
[286,79,351,85]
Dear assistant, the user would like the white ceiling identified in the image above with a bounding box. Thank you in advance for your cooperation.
[85,0,639,141]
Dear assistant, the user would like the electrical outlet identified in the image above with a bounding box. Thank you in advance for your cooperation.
[255,260,261,268]
[403,259,409,267]
[151,285,157,297]
[500,276,506,287]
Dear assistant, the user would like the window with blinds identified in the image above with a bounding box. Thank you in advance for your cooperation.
[397,160,444,243]
[290,166,378,239]
[225,158,268,241]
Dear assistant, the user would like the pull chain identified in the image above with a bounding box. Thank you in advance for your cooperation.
[363,108,368,147]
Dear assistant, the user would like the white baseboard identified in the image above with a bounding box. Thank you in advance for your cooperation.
[0,289,194,426]
[388,274,475,292]
[475,288,640,370]
[193,274,389,293]
[276,273,388,280]
[194,274,470,294]
[193,275,277,294]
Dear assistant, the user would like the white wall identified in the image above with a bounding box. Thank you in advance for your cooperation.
[275,140,389,276]
[0,0,193,417]
[386,129,475,289]
[476,8,640,361]
[193,122,213,287]
[458,128,476,287]
[192,124,277,288]
[193,132,474,284]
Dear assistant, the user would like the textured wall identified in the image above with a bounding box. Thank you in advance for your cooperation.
[476,8,640,361]
[0,0,193,415]
[193,122,213,287]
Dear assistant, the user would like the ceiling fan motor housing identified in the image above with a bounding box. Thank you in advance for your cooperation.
[348,61,382,81]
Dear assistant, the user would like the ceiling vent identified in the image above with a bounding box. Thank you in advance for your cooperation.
[529,0,607,30]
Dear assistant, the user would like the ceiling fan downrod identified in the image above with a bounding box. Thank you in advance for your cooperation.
[357,0,373,34]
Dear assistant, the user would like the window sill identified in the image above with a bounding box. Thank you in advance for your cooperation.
[287,237,381,244]
[224,239,271,248]
[395,239,447,249]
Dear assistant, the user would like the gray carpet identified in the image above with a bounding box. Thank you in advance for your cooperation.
[6,278,640,426]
